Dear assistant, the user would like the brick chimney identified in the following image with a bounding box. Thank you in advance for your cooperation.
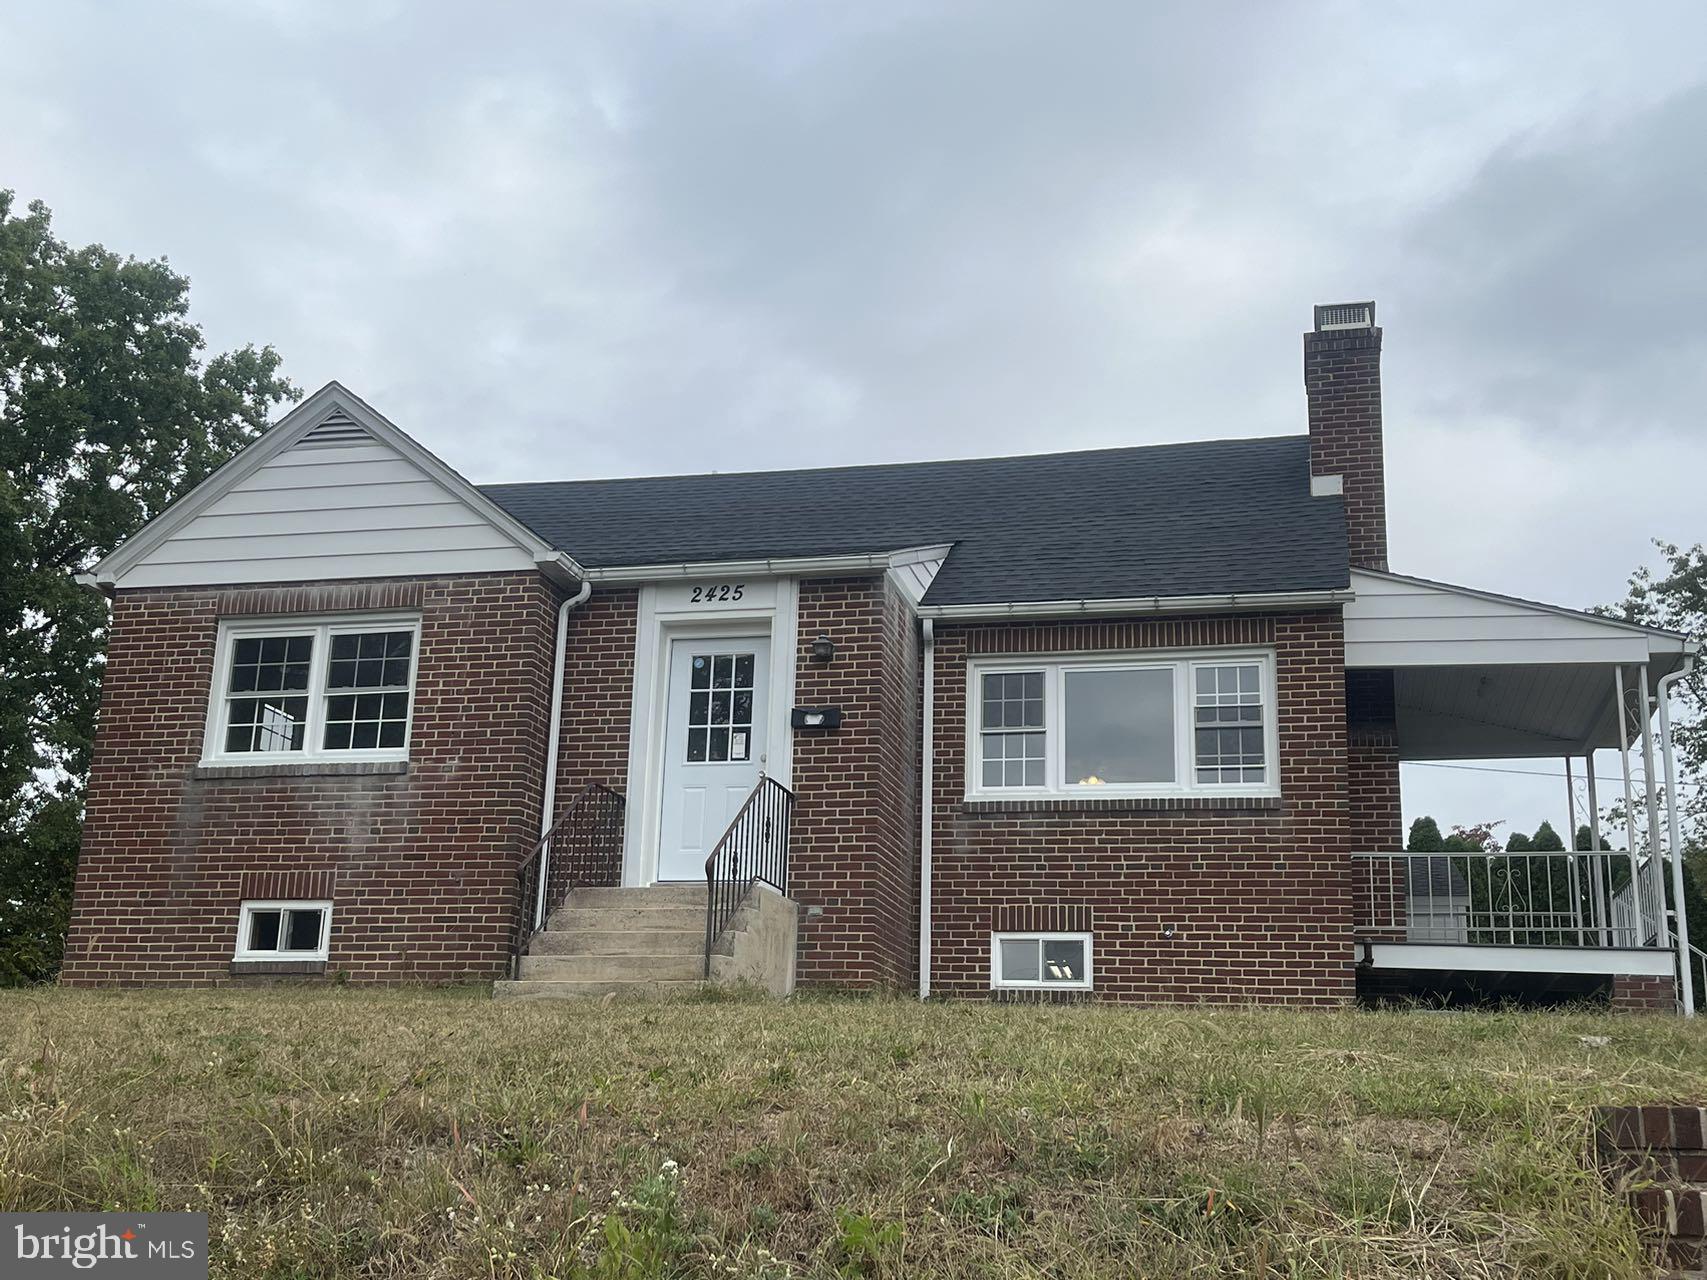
[1304,301,1387,571]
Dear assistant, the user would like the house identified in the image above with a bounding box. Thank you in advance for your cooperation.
[62,302,1699,1010]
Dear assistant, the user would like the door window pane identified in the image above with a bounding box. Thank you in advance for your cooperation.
[1064,667,1175,785]
[684,651,756,763]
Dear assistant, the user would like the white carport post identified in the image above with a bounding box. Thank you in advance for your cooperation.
[1585,754,1608,944]
[1638,664,1670,948]
[1614,666,1648,945]
[1658,661,1695,1016]
[1565,757,1583,944]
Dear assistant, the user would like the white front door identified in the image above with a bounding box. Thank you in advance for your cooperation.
[656,636,771,881]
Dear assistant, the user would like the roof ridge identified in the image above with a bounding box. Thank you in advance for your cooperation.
[478,432,1308,491]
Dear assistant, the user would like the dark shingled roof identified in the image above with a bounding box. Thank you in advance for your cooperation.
[480,434,1349,607]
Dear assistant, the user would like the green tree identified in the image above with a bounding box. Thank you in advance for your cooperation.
[0,192,296,983]
[1609,541,1706,846]
[1406,816,1444,852]
[1575,824,1615,852]
[1530,820,1565,852]
[1505,831,1534,853]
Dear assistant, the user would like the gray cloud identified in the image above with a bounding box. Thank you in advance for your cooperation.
[4,0,1705,835]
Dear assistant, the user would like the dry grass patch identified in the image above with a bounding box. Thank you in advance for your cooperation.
[0,986,1701,1277]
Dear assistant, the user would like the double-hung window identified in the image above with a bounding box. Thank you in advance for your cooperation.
[968,652,1277,798]
[205,615,420,764]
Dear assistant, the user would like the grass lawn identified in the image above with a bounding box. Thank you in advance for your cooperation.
[0,988,1702,1278]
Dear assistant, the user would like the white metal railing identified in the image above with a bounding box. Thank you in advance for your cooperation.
[1608,855,1666,948]
[1353,851,1660,950]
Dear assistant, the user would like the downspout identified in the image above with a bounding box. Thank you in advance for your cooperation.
[1657,655,1697,1016]
[918,618,935,999]
[534,578,593,929]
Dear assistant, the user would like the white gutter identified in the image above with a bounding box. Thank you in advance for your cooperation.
[916,587,1354,621]
[918,618,936,999]
[534,577,593,929]
[1657,652,1698,1016]
[581,546,949,584]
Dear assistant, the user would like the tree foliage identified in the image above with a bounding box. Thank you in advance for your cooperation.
[1406,816,1444,853]
[1609,540,1707,847]
[0,192,296,982]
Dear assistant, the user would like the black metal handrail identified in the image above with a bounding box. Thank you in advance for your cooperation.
[703,773,795,978]
[511,783,625,976]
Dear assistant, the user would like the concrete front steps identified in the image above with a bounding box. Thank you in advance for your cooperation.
[493,882,798,1001]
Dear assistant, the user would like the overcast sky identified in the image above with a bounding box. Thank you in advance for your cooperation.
[5,1,1704,840]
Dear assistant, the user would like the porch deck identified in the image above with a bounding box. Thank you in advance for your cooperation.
[1352,850,1675,979]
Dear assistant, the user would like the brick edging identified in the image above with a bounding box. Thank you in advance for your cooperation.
[1596,1104,1707,1275]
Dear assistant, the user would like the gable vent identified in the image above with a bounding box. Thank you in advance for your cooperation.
[1313,301,1376,332]
[298,412,372,449]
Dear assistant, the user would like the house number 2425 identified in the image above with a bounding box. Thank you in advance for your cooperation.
[689,583,745,604]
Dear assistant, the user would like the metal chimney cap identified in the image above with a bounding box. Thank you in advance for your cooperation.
[1313,301,1376,332]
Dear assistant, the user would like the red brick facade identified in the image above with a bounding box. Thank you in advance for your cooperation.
[788,575,920,989]
[1306,324,1387,570]
[62,572,561,985]
[549,587,640,813]
[926,610,1360,1006]
[1611,974,1678,1011]
[70,566,1634,1008]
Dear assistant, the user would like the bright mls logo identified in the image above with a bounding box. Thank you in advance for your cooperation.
[3,1214,207,1277]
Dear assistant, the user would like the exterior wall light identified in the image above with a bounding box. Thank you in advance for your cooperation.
[810,634,836,664]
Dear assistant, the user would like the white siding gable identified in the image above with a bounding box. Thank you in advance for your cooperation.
[101,395,561,590]
[1345,569,1682,668]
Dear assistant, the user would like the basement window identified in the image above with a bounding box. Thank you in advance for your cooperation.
[991,933,1092,990]
[967,652,1277,799]
[204,615,419,764]
[234,900,331,961]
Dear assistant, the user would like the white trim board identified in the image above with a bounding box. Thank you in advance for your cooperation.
[91,382,584,591]
[1364,942,1675,977]
[620,576,799,887]
[1345,569,1694,670]
[918,588,1354,621]
[582,544,953,586]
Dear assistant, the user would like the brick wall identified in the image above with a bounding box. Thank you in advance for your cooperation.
[549,587,640,815]
[62,572,561,985]
[1612,974,1678,1011]
[1597,1104,1707,1276]
[1305,324,1387,571]
[926,610,1356,1006]
[788,574,919,989]
[1346,668,1403,939]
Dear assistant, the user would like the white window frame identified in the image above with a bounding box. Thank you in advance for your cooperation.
[990,931,1094,991]
[233,899,333,961]
[964,649,1279,800]
[202,613,421,765]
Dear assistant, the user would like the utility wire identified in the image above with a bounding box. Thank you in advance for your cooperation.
[1406,760,1704,791]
